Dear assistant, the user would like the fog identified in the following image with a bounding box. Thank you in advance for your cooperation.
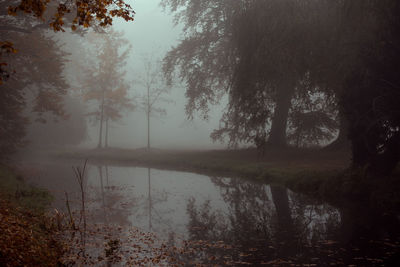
[1,1,399,266]
[52,0,226,150]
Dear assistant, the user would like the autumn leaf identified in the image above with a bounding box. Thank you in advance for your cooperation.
[8,0,135,32]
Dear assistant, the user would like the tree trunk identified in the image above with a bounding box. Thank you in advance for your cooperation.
[97,89,105,148]
[267,83,295,148]
[105,116,109,148]
[147,110,150,150]
[147,84,151,151]
[295,125,303,148]
[324,109,350,151]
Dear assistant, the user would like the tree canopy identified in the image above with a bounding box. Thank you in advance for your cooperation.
[79,29,134,148]
[163,0,339,147]
[0,0,135,157]
[164,0,400,175]
[8,0,135,31]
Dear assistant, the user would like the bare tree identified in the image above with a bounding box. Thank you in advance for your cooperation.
[137,55,172,151]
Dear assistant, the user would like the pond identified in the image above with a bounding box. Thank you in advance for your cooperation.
[22,160,399,266]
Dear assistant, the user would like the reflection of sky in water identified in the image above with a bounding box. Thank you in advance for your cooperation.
[25,162,398,266]
[84,165,340,242]
[86,166,230,239]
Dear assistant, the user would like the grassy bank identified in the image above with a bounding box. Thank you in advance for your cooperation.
[0,166,63,266]
[59,146,349,183]
[59,146,400,211]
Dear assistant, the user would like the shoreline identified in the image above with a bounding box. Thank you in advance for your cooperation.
[56,146,349,183]
[56,147,399,213]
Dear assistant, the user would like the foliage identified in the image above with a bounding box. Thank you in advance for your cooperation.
[1,0,133,80]
[287,88,338,147]
[8,0,135,32]
[79,29,134,147]
[0,30,69,157]
[210,90,273,147]
[287,110,337,147]
[163,0,341,148]
[1,2,70,157]
[334,0,400,175]
[1,4,70,119]
[164,0,400,175]
[0,0,135,158]
[162,0,236,120]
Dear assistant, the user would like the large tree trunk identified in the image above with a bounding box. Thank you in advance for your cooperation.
[267,83,295,148]
[324,109,350,151]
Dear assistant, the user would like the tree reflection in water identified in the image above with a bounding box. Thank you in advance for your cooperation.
[62,165,185,266]
[29,163,399,265]
[184,176,399,266]
[89,164,135,227]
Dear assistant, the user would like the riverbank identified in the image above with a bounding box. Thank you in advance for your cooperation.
[10,147,400,265]
[0,166,63,266]
[58,146,349,182]
[58,146,399,213]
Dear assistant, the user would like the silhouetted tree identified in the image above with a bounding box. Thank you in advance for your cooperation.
[162,0,240,123]
[166,0,400,174]
[312,0,400,174]
[163,0,341,149]
[0,29,69,158]
[346,0,400,175]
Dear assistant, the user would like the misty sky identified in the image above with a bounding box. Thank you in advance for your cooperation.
[66,0,226,149]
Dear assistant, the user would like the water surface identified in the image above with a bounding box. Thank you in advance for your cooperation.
[23,160,399,266]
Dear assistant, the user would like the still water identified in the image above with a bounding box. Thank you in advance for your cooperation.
[23,161,399,266]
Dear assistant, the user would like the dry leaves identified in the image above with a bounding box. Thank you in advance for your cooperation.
[0,197,63,266]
